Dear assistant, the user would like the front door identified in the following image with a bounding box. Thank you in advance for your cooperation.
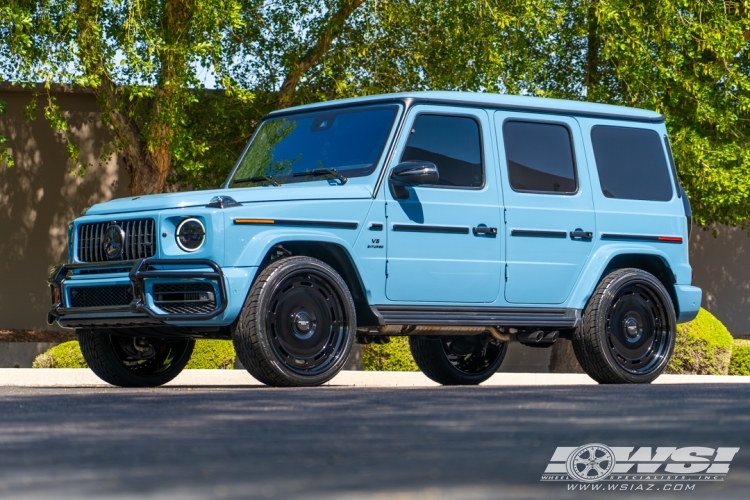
[385,106,502,303]
[494,112,596,304]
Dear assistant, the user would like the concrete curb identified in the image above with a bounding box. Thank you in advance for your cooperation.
[1,369,749,387]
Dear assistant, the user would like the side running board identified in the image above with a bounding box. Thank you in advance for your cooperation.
[370,305,581,328]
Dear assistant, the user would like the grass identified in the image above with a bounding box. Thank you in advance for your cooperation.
[33,339,236,369]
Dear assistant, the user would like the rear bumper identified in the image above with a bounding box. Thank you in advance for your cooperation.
[48,259,228,328]
[675,284,702,323]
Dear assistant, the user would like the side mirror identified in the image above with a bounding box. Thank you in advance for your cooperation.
[389,161,439,199]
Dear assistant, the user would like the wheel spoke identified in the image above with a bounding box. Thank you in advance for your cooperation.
[265,268,348,374]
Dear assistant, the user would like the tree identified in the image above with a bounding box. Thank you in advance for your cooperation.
[334,0,750,228]
[3,0,750,227]
[0,0,366,195]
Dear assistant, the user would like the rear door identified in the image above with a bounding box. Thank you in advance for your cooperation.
[494,112,596,304]
[577,119,687,272]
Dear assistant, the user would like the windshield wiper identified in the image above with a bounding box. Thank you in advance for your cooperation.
[293,168,348,185]
[232,175,280,186]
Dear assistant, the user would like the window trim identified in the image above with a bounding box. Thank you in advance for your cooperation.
[663,135,681,199]
[225,104,402,188]
[590,124,674,202]
[501,118,580,196]
[398,111,486,190]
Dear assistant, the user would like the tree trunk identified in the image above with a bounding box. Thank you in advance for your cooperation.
[586,0,600,100]
[276,0,366,109]
[76,0,193,196]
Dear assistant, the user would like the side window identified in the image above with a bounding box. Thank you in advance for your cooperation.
[591,126,673,201]
[400,114,483,188]
[502,121,577,194]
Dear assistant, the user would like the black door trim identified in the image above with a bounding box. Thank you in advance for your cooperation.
[392,224,470,234]
[601,233,683,243]
[233,218,359,229]
[511,229,567,238]
[371,305,582,328]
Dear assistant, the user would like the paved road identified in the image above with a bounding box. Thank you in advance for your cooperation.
[1,384,750,499]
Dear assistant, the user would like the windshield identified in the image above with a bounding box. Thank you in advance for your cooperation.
[228,105,398,187]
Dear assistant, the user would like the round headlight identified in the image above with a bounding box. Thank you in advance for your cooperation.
[175,218,205,252]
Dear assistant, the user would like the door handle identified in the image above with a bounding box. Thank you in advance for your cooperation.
[473,226,498,235]
[570,230,593,239]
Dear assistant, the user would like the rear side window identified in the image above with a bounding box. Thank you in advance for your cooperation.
[502,121,577,194]
[591,126,673,201]
[400,114,483,188]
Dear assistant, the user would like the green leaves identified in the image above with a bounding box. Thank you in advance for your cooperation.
[0,98,12,167]
[3,0,750,226]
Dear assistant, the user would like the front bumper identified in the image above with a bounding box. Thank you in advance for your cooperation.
[48,258,228,328]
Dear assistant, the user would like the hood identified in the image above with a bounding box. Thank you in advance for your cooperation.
[84,184,375,216]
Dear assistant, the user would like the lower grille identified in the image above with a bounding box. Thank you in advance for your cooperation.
[153,283,216,315]
[69,286,134,308]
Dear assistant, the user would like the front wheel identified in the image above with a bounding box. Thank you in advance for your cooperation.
[409,335,507,385]
[233,256,356,387]
[78,331,194,387]
[571,268,676,384]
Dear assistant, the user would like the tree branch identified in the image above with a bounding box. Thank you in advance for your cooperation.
[275,0,365,109]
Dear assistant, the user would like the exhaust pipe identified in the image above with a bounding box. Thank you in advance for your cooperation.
[517,330,545,344]
[543,331,559,343]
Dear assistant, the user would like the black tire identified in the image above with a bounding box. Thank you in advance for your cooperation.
[571,268,676,384]
[409,334,507,385]
[78,331,194,387]
[233,256,356,387]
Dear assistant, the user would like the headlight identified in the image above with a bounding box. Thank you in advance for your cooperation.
[175,218,206,252]
[67,222,75,262]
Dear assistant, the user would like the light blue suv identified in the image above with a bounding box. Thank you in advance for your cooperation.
[47,91,701,387]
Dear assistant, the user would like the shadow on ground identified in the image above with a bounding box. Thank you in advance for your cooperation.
[1,385,749,499]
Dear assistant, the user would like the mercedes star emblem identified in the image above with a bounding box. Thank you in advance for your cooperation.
[103,224,125,259]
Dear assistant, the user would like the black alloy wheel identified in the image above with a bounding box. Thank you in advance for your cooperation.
[234,256,356,387]
[606,282,670,374]
[266,270,348,374]
[572,268,676,384]
[78,331,194,387]
[409,334,508,385]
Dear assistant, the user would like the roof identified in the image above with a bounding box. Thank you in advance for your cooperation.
[269,91,664,123]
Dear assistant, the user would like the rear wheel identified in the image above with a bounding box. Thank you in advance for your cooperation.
[78,331,194,387]
[572,268,676,384]
[409,334,507,385]
[233,256,356,387]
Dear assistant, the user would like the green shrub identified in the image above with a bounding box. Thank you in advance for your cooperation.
[666,308,733,375]
[361,336,419,371]
[31,340,87,368]
[185,340,235,369]
[33,339,235,369]
[729,339,750,376]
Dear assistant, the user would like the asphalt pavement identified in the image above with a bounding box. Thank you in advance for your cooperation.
[1,383,750,499]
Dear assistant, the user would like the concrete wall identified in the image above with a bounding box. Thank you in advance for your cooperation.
[0,87,129,330]
[2,88,750,337]
[691,225,750,337]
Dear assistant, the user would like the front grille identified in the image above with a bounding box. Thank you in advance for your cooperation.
[77,219,157,262]
[69,286,134,308]
[153,283,216,314]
